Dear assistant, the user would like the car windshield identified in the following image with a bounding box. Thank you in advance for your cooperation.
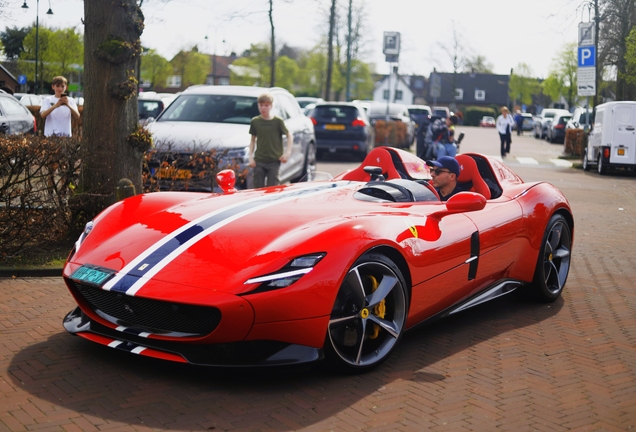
[558,116,572,125]
[313,105,359,121]
[408,108,430,116]
[158,94,259,124]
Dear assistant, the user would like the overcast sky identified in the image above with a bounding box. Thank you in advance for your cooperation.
[3,0,584,79]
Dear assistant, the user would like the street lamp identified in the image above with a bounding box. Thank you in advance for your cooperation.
[21,0,53,95]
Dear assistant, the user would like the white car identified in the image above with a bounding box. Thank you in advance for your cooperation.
[146,85,317,191]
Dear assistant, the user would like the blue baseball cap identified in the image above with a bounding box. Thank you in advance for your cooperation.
[426,156,460,177]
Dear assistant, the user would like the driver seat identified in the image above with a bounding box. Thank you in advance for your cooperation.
[456,154,491,199]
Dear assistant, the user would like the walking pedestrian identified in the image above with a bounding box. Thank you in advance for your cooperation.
[496,106,514,157]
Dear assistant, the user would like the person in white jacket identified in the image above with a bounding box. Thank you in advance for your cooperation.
[496,106,515,157]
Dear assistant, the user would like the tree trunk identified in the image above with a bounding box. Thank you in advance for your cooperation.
[325,0,336,101]
[81,0,145,215]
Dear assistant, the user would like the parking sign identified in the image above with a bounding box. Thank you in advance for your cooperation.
[578,46,596,68]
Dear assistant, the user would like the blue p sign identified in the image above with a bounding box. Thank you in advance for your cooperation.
[578,46,596,67]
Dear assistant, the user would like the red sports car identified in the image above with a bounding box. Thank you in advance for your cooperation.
[63,147,573,372]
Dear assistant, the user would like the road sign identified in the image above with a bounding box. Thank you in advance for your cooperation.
[578,67,596,96]
[18,75,27,85]
[578,46,596,67]
[578,22,595,46]
[383,32,400,56]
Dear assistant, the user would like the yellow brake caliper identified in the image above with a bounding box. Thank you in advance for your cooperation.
[366,275,386,339]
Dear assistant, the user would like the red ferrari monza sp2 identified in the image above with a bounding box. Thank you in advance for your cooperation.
[63,147,573,372]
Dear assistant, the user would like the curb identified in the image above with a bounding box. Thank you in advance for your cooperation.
[0,268,63,278]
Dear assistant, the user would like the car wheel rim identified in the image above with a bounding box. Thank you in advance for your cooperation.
[542,220,571,295]
[328,261,406,367]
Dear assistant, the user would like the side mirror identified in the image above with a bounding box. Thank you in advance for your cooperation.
[445,192,487,213]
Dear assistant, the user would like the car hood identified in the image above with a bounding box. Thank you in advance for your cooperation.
[67,181,433,296]
[147,121,249,152]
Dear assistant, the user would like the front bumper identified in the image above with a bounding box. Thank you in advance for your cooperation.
[64,307,323,367]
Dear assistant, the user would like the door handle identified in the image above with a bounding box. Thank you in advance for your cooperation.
[626,126,635,131]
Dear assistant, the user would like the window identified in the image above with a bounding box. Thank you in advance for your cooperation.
[0,97,29,115]
[455,88,463,100]
[219,77,230,86]
[394,90,403,101]
[475,90,485,101]
[414,79,424,89]
[166,75,181,88]
[383,90,389,100]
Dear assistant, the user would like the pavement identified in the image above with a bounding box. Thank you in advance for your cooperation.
[1,148,635,431]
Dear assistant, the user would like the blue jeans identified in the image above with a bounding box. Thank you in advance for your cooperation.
[436,142,457,158]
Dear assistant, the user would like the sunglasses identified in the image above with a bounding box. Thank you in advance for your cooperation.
[431,168,451,175]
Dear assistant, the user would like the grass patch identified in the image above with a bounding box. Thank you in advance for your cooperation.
[0,241,73,269]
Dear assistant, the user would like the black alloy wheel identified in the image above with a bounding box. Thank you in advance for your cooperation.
[325,253,408,372]
[532,214,572,302]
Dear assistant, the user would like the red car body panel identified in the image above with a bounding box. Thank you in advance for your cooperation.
[62,147,573,366]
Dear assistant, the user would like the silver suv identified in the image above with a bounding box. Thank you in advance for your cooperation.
[145,85,317,191]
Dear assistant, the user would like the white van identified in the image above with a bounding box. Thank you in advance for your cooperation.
[583,101,636,174]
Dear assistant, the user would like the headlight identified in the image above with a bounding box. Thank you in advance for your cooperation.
[74,221,94,254]
[244,253,326,293]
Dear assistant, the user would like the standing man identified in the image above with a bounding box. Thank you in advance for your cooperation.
[514,110,524,136]
[496,106,514,158]
[248,93,292,188]
[39,76,80,137]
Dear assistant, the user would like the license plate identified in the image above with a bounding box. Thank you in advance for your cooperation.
[71,266,113,286]
[156,168,192,180]
[618,148,625,156]
[325,124,345,131]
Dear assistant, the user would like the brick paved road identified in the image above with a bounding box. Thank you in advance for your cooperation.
[1,166,635,431]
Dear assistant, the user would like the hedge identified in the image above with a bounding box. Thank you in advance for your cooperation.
[463,106,498,126]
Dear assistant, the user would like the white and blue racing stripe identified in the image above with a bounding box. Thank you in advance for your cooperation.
[103,182,349,296]
[108,340,147,354]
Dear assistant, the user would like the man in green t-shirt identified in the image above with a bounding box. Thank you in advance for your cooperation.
[248,93,292,188]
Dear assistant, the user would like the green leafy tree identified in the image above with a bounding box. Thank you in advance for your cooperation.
[19,26,54,91]
[49,27,84,77]
[296,48,327,97]
[274,55,299,91]
[0,26,30,60]
[347,59,374,100]
[624,26,636,88]
[509,63,541,106]
[544,42,578,108]
[170,47,211,87]
[141,49,171,88]
[231,43,271,86]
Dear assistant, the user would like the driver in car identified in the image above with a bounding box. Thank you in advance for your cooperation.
[426,156,462,201]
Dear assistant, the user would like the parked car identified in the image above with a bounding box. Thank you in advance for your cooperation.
[368,102,416,149]
[295,96,324,109]
[406,104,432,130]
[479,116,496,127]
[567,106,594,131]
[432,106,450,118]
[12,93,42,106]
[583,101,636,175]
[0,92,36,135]
[62,147,573,372]
[308,101,375,161]
[138,94,165,126]
[546,112,572,143]
[145,85,316,191]
[533,108,570,139]
[512,112,534,131]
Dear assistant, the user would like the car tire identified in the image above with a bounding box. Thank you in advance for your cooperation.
[324,252,408,373]
[582,149,591,171]
[531,214,572,302]
[597,154,607,175]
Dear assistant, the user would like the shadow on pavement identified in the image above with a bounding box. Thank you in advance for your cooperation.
[7,293,562,431]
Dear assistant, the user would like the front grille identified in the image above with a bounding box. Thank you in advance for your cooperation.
[69,280,221,336]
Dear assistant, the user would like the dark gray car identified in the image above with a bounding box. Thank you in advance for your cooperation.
[0,93,36,135]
